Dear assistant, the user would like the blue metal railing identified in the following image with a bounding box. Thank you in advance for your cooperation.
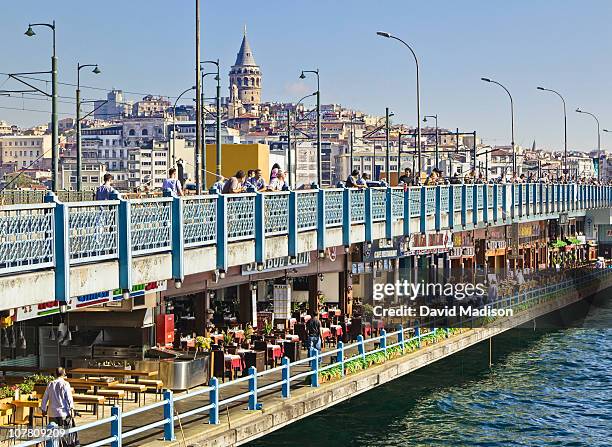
[17,269,609,447]
[1,184,610,293]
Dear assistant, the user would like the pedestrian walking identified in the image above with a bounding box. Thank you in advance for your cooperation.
[162,168,184,197]
[95,173,117,200]
[41,367,79,447]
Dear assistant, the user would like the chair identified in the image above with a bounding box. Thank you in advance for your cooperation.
[253,340,271,367]
[294,323,307,348]
[210,349,228,382]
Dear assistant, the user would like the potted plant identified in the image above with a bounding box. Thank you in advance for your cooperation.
[262,319,274,342]
[242,324,254,348]
[193,336,212,359]
[223,331,235,348]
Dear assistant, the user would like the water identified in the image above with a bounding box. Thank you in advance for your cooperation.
[247,290,612,447]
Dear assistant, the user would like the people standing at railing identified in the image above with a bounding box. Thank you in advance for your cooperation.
[221,170,247,194]
[346,169,366,188]
[95,173,118,200]
[269,163,281,183]
[424,170,439,186]
[246,169,266,191]
[162,168,184,197]
[398,168,413,185]
[267,170,288,191]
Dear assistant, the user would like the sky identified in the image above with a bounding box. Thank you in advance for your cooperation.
[1,0,611,152]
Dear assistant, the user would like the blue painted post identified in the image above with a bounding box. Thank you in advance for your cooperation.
[461,184,467,227]
[169,195,184,283]
[114,194,132,292]
[209,377,219,424]
[448,185,455,229]
[434,185,441,231]
[317,189,326,252]
[163,390,175,441]
[538,183,543,215]
[215,194,228,271]
[492,184,498,222]
[110,405,122,447]
[364,188,373,242]
[380,329,387,355]
[254,193,265,264]
[309,347,319,387]
[397,324,405,351]
[288,191,298,258]
[420,187,427,233]
[342,188,351,247]
[337,341,345,376]
[525,183,530,216]
[45,193,70,302]
[502,184,508,222]
[482,184,489,224]
[518,183,524,218]
[385,187,393,239]
[248,366,257,410]
[415,323,421,348]
[403,187,411,235]
[472,184,478,226]
[357,334,365,360]
[281,357,290,398]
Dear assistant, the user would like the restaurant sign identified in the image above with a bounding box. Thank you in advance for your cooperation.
[408,231,452,255]
[13,281,167,322]
[362,237,409,261]
[242,252,311,275]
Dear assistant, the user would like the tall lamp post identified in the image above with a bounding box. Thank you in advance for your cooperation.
[576,108,601,180]
[25,21,58,190]
[76,63,100,191]
[537,87,567,177]
[202,60,221,180]
[376,31,422,172]
[481,77,516,176]
[287,92,317,187]
[299,69,321,186]
[423,114,439,168]
[172,86,196,169]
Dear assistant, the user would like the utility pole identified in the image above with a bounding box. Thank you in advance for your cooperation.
[385,107,390,181]
[195,0,202,192]
[287,110,292,187]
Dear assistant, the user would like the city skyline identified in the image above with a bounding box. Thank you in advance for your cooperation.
[0,0,611,152]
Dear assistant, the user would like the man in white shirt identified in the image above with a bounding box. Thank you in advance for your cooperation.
[41,367,75,426]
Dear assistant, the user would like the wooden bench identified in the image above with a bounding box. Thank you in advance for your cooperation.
[107,383,147,404]
[73,394,106,418]
[86,389,126,410]
[127,379,164,399]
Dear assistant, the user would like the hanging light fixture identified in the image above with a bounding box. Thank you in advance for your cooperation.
[9,327,16,349]
[49,327,56,341]
[1,329,9,348]
[61,330,72,346]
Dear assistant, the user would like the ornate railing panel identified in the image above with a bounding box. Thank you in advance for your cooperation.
[263,193,290,236]
[410,187,421,216]
[226,194,256,241]
[425,187,436,214]
[476,187,484,209]
[453,187,463,211]
[487,186,494,208]
[296,191,318,231]
[391,187,404,219]
[0,204,54,274]
[324,189,343,227]
[131,198,172,256]
[466,187,474,208]
[350,189,365,223]
[183,195,217,248]
[371,188,387,222]
[440,186,450,211]
[68,201,119,264]
[497,186,504,209]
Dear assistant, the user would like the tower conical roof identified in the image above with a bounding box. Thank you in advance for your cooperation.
[234,31,257,66]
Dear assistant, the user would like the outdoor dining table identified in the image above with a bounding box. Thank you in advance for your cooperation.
[330,324,343,338]
[285,334,300,342]
[224,354,243,380]
[69,368,158,384]
[12,398,39,427]
[321,327,332,340]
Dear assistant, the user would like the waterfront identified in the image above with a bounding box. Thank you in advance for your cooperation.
[248,290,612,447]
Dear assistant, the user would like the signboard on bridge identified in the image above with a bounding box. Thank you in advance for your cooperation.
[241,252,311,275]
[12,281,167,322]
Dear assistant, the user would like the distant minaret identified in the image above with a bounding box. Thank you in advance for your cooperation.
[228,26,262,106]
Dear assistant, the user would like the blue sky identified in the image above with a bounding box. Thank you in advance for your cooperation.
[1,0,611,151]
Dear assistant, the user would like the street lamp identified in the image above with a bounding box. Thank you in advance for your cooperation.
[287,92,317,187]
[299,69,321,186]
[25,21,58,190]
[376,31,422,172]
[172,86,196,169]
[202,60,221,181]
[423,114,439,168]
[481,77,516,176]
[576,108,601,180]
[76,63,100,191]
[537,87,567,177]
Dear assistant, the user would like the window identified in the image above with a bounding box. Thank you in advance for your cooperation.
[142,129,148,136]
[90,176,99,183]
[81,176,88,183]
[128,129,136,136]
[70,176,77,183]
